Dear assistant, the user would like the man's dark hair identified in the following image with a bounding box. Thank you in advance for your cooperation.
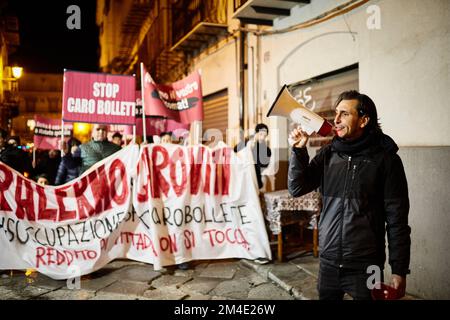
[8,136,21,146]
[255,123,269,133]
[159,131,172,137]
[112,132,122,139]
[334,90,381,132]
[68,138,81,149]
[0,128,7,139]
[145,136,154,144]
[36,173,49,181]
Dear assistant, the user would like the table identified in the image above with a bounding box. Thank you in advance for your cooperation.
[264,190,322,262]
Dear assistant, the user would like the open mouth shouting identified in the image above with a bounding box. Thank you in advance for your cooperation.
[334,126,346,137]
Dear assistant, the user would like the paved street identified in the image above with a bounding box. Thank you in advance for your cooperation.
[1,254,421,300]
[0,256,320,300]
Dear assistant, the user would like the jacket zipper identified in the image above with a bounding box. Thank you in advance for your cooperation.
[351,164,357,189]
[338,155,352,268]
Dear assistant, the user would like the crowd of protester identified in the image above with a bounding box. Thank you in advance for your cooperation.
[1,123,272,272]
[1,124,271,188]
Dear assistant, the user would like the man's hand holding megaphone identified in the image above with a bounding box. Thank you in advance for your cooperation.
[267,85,333,142]
[289,126,310,149]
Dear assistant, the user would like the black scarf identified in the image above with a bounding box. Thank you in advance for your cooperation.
[331,129,380,155]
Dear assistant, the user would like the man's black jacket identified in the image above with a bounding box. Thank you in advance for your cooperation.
[288,131,411,276]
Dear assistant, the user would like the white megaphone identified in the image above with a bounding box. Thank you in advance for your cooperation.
[267,85,333,137]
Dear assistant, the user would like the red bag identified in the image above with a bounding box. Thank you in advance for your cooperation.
[371,282,400,300]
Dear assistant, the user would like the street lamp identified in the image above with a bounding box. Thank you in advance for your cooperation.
[1,65,24,130]
[27,119,36,131]
[11,66,23,79]
[73,122,91,142]
[2,65,24,81]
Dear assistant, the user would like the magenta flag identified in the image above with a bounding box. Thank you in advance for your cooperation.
[134,92,165,136]
[62,70,136,125]
[119,91,191,137]
[142,66,203,124]
[33,115,73,150]
[118,92,165,136]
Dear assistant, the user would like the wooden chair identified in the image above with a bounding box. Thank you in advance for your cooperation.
[263,190,321,263]
[275,209,319,262]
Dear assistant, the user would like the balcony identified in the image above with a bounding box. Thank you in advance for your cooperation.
[141,0,230,83]
[142,8,186,83]
[170,0,229,54]
[107,0,154,73]
[233,0,310,26]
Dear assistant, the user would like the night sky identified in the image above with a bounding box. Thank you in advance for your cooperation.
[7,0,99,74]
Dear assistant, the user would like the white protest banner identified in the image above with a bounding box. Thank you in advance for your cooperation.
[0,145,139,279]
[133,143,272,270]
[0,144,271,279]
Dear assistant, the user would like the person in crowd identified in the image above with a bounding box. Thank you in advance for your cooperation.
[8,135,33,176]
[78,124,121,174]
[111,131,123,147]
[288,90,410,300]
[249,123,272,189]
[36,173,50,186]
[0,129,32,176]
[145,136,154,144]
[179,132,190,146]
[202,129,224,148]
[55,138,82,185]
[47,149,61,184]
[159,131,173,144]
[34,149,61,185]
[7,136,20,147]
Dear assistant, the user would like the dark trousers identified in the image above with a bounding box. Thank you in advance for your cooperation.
[318,261,380,300]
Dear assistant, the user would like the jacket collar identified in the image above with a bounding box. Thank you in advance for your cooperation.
[331,129,398,156]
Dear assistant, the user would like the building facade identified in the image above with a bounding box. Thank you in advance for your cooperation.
[0,13,20,131]
[11,73,63,144]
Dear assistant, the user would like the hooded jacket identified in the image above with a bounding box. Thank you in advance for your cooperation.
[288,130,411,276]
[55,153,81,185]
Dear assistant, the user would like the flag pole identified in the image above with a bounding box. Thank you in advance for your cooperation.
[132,73,137,144]
[32,147,36,168]
[140,63,147,143]
[61,69,67,156]
[61,119,65,156]
[194,69,203,145]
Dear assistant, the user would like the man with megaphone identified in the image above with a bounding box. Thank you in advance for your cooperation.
[286,90,411,300]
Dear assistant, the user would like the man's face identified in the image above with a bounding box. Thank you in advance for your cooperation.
[37,177,49,186]
[49,149,58,158]
[161,134,172,144]
[255,130,268,143]
[8,139,17,147]
[334,99,368,140]
[112,137,122,146]
[92,124,108,141]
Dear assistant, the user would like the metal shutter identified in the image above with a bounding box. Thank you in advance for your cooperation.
[202,89,229,143]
